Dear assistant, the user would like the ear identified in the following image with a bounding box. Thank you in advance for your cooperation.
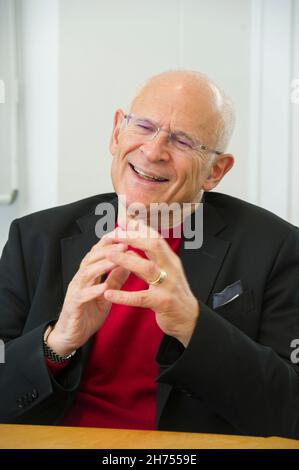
[109,109,125,156]
[202,154,234,192]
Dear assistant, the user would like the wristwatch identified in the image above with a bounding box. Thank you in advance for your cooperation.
[43,325,76,363]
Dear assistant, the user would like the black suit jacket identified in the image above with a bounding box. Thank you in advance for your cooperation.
[0,191,299,438]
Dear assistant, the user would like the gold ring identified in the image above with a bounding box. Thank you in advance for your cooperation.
[148,270,167,286]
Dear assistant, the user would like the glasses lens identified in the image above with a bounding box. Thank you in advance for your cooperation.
[172,133,195,151]
[130,118,157,136]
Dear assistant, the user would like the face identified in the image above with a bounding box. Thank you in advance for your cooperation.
[110,76,233,210]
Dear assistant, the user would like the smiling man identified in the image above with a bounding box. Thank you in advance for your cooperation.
[110,71,233,209]
[0,70,299,439]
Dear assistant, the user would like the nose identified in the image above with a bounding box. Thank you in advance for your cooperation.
[139,131,171,162]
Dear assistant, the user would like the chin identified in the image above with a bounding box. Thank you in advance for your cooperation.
[126,192,152,207]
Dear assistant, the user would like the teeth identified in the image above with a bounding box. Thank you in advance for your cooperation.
[132,165,167,181]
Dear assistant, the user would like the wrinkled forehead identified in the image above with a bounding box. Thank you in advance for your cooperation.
[129,79,221,136]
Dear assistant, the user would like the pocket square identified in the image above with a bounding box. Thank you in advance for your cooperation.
[212,280,243,309]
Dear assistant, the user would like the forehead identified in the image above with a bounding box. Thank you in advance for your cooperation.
[130,79,220,135]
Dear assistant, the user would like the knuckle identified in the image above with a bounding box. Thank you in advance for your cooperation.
[80,265,91,279]
[72,290,83,305]
[151,239,162,251]
[99,235,107,245]
[169,283,178,296]
[102,232,113,242]
[114,292,121,302]
[80,257,87,268]
[89,241,103,253]
[138,292,148,307]
[160,296,172,311]
[80,252,92,267]
[146,261,157,278]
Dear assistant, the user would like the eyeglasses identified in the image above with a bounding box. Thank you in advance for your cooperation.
[122,113,222,156]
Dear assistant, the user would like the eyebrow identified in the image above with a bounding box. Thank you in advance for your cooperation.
[172,129,196,140]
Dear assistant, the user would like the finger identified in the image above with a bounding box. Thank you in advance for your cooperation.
[104,288,152,308]
[91,228,120,251]
[80,241,127,268]
[109,229,172,264]
[107,249,160,284]
[81,226,127,267]
[106,266,130,289]
[75,258,117,287]
[72,282,107,305]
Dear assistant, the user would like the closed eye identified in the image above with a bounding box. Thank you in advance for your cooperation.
[177,139,191,147]
[174,134,194,149]
[135,120,156,132]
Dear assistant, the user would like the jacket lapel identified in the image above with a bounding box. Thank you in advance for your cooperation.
[61,230,97,298]
[60,195,119,298]
[60,195,118,365]
[156,198,231,425]
[181,201,231,306]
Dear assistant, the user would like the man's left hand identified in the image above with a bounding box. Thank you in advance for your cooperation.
[104,222,199,347]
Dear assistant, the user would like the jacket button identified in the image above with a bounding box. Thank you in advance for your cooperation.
[31,388,38,399]
[26,393,33,404]
[16,398,24,409]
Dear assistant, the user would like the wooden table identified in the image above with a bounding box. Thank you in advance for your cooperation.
[0,424,299,449]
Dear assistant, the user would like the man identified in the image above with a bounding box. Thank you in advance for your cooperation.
[0,70,299,438]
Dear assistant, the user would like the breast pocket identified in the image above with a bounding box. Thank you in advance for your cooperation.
[213,289,258,338]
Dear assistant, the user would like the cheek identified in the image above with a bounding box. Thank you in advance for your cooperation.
[192,156,211,184]
[177,158,204,186]
[110,158,119,190]
[175,158,209,202]
[111,153,127,190]
[114,143,141,171]
[111,155,121,178]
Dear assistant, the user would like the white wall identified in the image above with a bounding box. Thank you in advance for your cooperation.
[290,0,299,225]
[1,0,299,253]
[0,0,19,250]
[0,0,59,251]
[58,0,251,203]
[18,0,59,214]
[248,0,299,223]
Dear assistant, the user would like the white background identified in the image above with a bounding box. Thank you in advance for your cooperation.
[0,0,298,251]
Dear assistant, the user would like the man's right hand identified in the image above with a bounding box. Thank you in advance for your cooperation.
[46,229,129,356]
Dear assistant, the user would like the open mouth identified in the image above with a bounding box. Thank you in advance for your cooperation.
[129,163,169,183]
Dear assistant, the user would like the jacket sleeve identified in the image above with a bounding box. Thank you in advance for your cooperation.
[0,220,82,424]
[156,227,299,439]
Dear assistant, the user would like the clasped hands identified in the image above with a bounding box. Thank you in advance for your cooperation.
[47,221,199,357]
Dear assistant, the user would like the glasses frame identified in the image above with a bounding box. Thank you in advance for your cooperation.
[122,113,222,156]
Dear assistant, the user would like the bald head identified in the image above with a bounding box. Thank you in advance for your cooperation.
[130,70,235,153]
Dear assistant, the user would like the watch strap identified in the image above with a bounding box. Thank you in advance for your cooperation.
[43,325,76,363]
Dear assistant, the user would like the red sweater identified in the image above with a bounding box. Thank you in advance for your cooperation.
[48,232,181,430]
